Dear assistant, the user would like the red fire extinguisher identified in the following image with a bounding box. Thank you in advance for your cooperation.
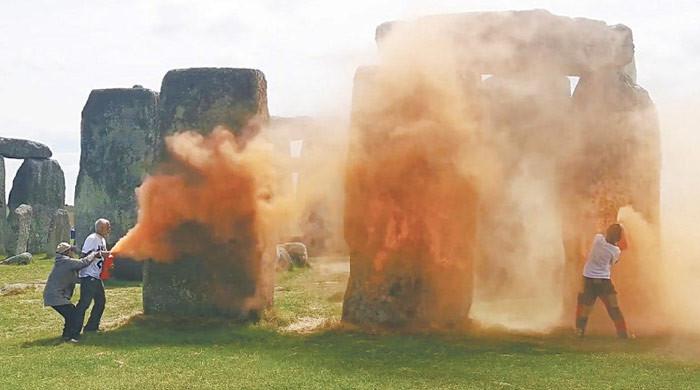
[100,254,115,280]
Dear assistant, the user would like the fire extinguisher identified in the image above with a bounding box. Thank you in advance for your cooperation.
[100,254,115,280]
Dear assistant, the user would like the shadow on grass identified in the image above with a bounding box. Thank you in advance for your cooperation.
[22,313,683,359]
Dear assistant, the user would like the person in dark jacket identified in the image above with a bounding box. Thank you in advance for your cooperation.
[43,242,104,342]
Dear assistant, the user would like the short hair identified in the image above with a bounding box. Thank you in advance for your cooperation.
[605,223,623,244]
[95,218,111,232]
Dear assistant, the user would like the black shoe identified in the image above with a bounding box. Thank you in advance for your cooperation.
[83,329,102,335]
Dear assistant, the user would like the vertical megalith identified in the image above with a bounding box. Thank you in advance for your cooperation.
[5,205,33,256]
[8,159,65,253]
[44,208,71,256]
[143,67,271,318]
[75,86,158,279]
[342,65,478,329]
[561,25,661,333]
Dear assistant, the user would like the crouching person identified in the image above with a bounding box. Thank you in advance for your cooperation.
[43,243,102,342]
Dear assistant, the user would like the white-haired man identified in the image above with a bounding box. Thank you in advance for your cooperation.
[70,218,111,337]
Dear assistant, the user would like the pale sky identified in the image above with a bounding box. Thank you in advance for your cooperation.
[1,0,698,205]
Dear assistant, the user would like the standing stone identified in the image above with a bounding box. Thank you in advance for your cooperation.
[5,205,32,256]
[143,68,271,318]
[8,159,64,210]
[0,157,5,255]
[0,137,52,159]
[8,159,65,253]
[342,66,478,329]
[562,69,661,333]
[44,209,71,255]
[74,86,158,279]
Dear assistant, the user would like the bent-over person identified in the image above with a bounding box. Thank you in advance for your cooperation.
[43,243,101,342]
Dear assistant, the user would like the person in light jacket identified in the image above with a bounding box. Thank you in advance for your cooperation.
[43,242,105,342]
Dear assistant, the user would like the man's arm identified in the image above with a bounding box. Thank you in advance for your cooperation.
[67,252,99,270]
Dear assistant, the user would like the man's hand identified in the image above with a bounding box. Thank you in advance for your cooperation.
[99,250,111,258]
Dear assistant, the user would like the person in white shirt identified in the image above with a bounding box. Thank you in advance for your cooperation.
[70,218,111,338]
[575,223,629,338]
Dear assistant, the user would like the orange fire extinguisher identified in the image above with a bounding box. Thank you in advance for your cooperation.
[100,254,115,280]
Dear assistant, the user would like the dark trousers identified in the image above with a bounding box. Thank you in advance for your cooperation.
[70,277,106,336]
[575,277,628,338]
[51,304,76,339]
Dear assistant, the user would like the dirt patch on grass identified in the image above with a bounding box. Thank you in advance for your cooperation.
[282,317,328,333]
[0,283,44,296]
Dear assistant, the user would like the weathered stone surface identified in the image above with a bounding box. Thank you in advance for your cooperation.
[0,252,32,265]
[8,159,65,210]
[376,10,635,76]
[156,67,269,156]
[0,137,52,159]
[0,157,6,255]
[276,246,293,271]
[561,67,661,333]
[26,204,55,253]
[74,87,158,254]
[4,205,32,256]
[111,257,142,281]
[143,68,271,318]
[44,209,71,255]
[342,66,477,329]
[8,159,65,253]
[278,242,309,268]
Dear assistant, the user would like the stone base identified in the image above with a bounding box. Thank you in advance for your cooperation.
[143,257,270,320]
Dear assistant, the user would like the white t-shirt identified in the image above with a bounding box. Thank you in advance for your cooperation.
[582,233,621,279]
[78,233,107,279]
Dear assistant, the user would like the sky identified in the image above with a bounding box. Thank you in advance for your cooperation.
[1,0,699,205]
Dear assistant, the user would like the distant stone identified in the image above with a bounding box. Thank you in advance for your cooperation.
[0,137,52,159]
[8,159,65,210]
[276,246,293,271]
[44,209,71,255]
[0,252,32,265]
[8,159,65,253]
[0,157,6,255]
[4,205,32,256]
[74,87,158,250]
[279,242,309,267]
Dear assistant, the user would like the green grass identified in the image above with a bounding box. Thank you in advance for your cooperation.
[0,256,699,389]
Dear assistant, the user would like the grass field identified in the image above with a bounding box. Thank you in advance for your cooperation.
[1,255,699,389]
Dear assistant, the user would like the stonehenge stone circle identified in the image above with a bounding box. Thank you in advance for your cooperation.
[343,10,660,331]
